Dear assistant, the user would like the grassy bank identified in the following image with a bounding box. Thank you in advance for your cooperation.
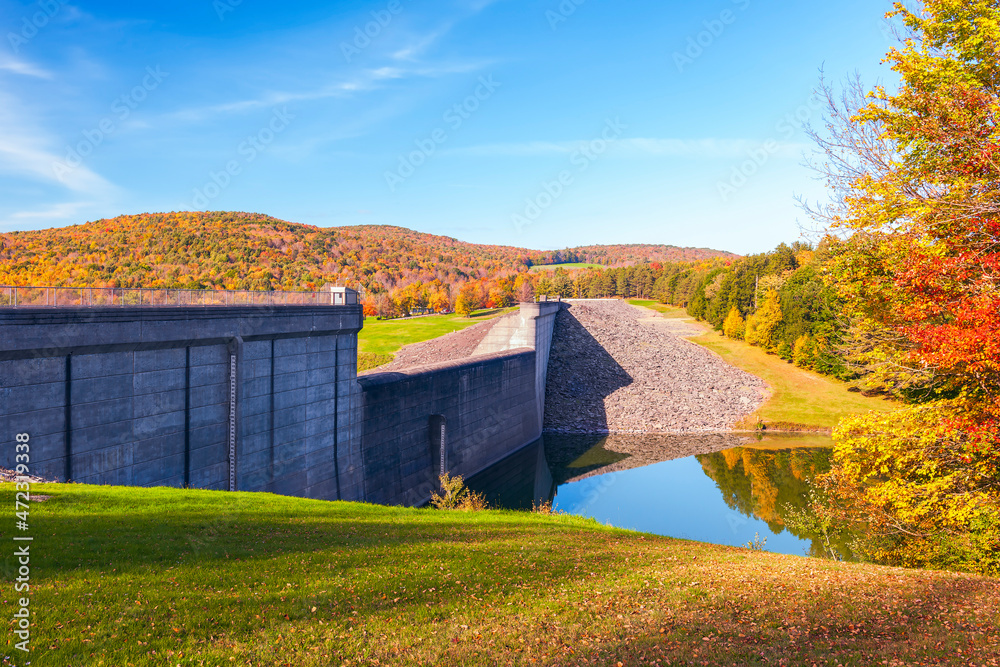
[357,308,514,371]
[6,484,997,666]
[628,299,679,315]
[631,303,896,431]
[530,262,605,272]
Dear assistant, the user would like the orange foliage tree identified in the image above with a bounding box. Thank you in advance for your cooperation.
[804,0,1000,573]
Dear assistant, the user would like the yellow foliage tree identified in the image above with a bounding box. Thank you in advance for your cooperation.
[428,289,451,313]
[792,334,816,369]
[818,401,1000,575]
[455,281,483,317]
[722,306,746,340]
[744,290,782,351]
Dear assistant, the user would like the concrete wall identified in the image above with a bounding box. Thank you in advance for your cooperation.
[473,301,561,433]
[0,300,561,507]
[356,350,538,506]
[236,334,364,501]
[0,306,363,500]
[356,301,563,506]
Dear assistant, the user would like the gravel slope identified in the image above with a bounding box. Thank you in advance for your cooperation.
[543,300,767,433]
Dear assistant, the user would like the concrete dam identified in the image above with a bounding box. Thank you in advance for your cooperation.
[0,288,561,505]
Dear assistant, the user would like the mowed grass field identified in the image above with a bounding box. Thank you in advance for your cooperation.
[6,483,999,666]
[356,308,514,371]
[628,299,688,317]
[529,262,606,272]
[629,302,897,431]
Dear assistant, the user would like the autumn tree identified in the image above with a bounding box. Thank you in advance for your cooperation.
[372,292,394,319]
[429,288,451,313]
[804,0,1000,574]
[744,290,783,352]
[488,287,511,308]
[455,281,483,317]
[514,273,535,302]
[722,306,746,340]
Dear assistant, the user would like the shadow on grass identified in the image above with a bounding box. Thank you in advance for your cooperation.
[5,484,1000,666]
[2,484,623,582]
[2,483,651,664]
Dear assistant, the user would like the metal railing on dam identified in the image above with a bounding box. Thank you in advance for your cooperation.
[0,285,359,308]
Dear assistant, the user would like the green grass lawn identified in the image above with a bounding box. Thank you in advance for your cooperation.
[529,262,606,272]
[691,330,897,431]
[7,483,998,666]
[628,299,687,318]
[631,302,897,431]
[357,308,514,369]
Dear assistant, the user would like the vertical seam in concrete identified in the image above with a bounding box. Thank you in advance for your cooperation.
[269,338,275,487]
[64,354,72,482]
[333,337,341,501]
[184,346,191,488]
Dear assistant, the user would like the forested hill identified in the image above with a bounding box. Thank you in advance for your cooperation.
[0,211,735,292]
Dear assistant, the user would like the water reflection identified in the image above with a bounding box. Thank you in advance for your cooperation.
[466,432,851,559]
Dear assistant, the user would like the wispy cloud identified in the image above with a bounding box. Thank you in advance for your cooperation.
[168,61,493,123]
[2,201,94,225]
[391,23,454,61]
[443,141,575,157]
[172,80,366,120]
[0,132,116,194]
[620,138,810,158]
[391,0,501,61]
[0,93,117,195]
[0,54,53,79]
[443,137,811,159]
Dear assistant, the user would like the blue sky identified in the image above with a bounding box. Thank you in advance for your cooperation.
[0,0,898,253]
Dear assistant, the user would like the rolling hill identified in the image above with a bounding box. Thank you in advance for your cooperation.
[0,211,736,293]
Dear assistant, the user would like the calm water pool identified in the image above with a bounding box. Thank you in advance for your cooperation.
[466,433,851,559]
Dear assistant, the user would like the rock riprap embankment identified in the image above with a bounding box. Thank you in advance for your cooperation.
[543,300,767,433]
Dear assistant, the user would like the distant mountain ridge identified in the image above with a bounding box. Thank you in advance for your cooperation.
[0,211,737,292]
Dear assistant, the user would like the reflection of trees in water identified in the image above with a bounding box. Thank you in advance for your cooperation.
[546,433,752,485]
[698,448,854,559]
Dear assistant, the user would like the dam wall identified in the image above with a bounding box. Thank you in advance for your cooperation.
[356,350,538,506]
[0,297,562,506]
[355,300,562,505]
[472,301,560,433]
[0,306,363,500]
